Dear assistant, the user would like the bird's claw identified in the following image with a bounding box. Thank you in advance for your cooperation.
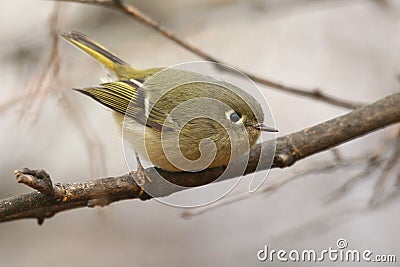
[130,162,152,197]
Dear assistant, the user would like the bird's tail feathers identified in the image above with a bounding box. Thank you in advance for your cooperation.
[62,31,131,76]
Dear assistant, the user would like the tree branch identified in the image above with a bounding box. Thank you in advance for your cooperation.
[55,0,364,109]
[0,92,399,224]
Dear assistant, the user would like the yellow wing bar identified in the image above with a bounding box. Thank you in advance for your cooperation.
[76,80,168,131]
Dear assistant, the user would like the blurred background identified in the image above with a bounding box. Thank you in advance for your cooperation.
[0,0,399,266]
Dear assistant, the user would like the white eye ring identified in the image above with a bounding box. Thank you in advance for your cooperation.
[225,110,242,123]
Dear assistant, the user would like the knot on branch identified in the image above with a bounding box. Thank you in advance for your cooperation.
[15,168,55,197]
[312,88,323,97]
[274,151,296,168]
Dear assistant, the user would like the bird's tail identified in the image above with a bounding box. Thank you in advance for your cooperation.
[61,31,135,78]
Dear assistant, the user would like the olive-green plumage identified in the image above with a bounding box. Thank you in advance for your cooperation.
[62,31,277,172]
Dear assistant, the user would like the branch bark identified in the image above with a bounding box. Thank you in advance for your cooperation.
[56,0,364,109]
[1,92,399,224]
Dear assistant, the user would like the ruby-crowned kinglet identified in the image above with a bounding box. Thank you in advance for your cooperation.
[62,31,277,174]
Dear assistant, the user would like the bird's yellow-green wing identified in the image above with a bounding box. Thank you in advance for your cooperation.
[76,80,167,131]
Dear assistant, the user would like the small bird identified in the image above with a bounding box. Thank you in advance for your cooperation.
[62,31,277,184]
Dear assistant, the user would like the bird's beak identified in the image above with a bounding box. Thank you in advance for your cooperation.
[252,123,278,132]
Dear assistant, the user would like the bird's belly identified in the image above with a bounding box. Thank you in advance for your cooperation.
[113,113,249,172]
[114,113,182,171]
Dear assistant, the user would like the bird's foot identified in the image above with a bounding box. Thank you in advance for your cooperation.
[136,163,153,185]
[130,161,152,197]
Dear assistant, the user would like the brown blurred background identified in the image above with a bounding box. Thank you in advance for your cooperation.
[0,0,399,266]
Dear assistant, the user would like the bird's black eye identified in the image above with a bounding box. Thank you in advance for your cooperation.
[229,112,241,123]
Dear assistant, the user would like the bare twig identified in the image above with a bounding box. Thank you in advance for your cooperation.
[19,3,61,125]
[271,206,361,244]
[15,169,54,198]
[183,153,370,219]
[325,156,381,204]
[0,92,399,224]
[183,123,398,218]
[0,94,25,115]
[56,0,114,7]
[3,3,107,176]
[4,168,142,225]
[55,0,364,109]
[59,91,107,176]
[330,148,343,163]
[370,129,400,206]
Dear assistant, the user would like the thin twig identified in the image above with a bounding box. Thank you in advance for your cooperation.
[15,169,54,198]
[330,148,343,163]
[56,0,364,109]
[0,94,25,115]
[370,129,400,206]
[183,154,370,219]
[325,156,381,204]
[19,4,61,125]
[5,3,107,177]
[55,0,114,7]
[59,93,107,176]
[271,206,360,244]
